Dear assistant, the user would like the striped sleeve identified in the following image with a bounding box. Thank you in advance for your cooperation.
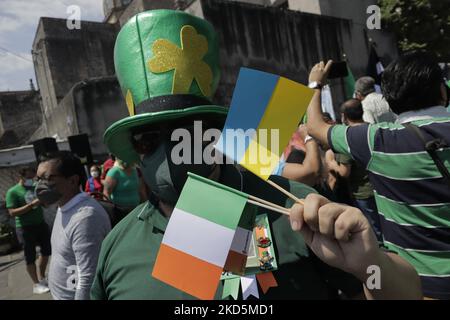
[328,124,374,169]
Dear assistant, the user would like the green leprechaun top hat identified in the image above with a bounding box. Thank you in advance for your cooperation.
[104,9,228,164]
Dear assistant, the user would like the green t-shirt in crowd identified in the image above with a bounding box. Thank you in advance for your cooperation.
[91,166,362,300]
[335,153,374,200]
[5,183,44,228]
[106,166,140,208]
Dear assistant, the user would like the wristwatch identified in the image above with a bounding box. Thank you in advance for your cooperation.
[304,135,314,144]
[308,81,323,90]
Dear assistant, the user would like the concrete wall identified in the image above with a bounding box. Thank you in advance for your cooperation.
[289,0,375,24]
[0,91,43,149]
[288,0,398,69]
[57,77,128,157]
[119,0,177,26]
[195,0,397,109]
[32,18,119,116]
[197,0,339,106]
[0,111,4,138]
[104,0,133,23]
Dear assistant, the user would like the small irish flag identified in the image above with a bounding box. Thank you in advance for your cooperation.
[152,173,252,300]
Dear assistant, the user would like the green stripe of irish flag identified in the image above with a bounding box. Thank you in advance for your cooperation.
[176,172,248,229]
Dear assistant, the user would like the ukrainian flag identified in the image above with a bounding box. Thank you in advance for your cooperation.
[215,67,314,179]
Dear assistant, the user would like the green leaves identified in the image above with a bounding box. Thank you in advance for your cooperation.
[379,0,450,60]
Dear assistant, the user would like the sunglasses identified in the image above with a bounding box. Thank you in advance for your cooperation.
[131,119,223,156]
[132,130,163,155]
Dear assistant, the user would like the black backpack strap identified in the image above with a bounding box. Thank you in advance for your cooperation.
[403,123,450,185]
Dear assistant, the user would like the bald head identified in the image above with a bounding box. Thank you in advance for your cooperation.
[340,99,364,124]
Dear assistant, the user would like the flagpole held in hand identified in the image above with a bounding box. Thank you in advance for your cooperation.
[265,179,305,205]
[247,199,290,216]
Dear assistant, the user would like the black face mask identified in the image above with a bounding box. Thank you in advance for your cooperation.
[141,141,217,206]
[35,180,63,205]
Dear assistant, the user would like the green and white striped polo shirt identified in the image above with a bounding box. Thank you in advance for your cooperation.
[328,116,450,299]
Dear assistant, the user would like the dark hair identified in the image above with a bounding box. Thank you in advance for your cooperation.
[355,77,376,96]
[322,112,332,121]
[39,151,83,179]
[381,51,444,114]
[286,149,306,164]
[90,164,100,171]
[19,166,35,178]
[340,99,364,121]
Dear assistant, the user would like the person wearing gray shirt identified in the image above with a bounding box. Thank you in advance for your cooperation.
[36,151,111,300]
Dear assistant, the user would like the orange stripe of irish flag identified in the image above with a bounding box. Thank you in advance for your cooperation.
[152,244,223,300]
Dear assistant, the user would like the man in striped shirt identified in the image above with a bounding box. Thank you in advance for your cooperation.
[306,51,450,299]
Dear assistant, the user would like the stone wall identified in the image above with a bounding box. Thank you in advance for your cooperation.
[32,18,119,116]
[119,0,177,26]
[0,91,43,149]
[57,76,128,157]
[198,0,397,109]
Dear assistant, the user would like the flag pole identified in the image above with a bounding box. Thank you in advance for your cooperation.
[248,194,291,213]
[247,199,290,216]
[265,179,305,205]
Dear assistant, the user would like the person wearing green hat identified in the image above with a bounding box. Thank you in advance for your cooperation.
[90,9,371,300]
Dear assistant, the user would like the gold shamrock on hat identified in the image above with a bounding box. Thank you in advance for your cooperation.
[148,25,213,98]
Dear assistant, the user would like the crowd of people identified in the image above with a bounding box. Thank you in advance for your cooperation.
[3,10,450,301]
[5,153,146,298]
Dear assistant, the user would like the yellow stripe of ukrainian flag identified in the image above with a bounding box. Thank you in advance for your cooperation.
[239,77,314,180]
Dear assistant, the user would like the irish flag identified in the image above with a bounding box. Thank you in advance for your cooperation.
[152,173,252,300]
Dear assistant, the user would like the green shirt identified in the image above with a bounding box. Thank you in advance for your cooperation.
[328,117,450,299]
[5,183,44,228]
[106,166,140,208]
[91,167,362,300]
[334,153,374,200]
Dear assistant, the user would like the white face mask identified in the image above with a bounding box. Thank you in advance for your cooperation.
[23,179,34,187]
[91,171,100,178]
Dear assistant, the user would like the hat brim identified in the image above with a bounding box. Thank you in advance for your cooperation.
[104,105,228,164]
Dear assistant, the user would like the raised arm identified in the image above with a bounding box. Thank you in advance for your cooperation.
[306,60,334,148]
[282,125,322,186]
[325,150,351,178]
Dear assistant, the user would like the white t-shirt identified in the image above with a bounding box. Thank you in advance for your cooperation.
[362,92,397,123]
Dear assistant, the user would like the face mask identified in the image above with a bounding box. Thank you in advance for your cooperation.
[141,142,217,206]
[35,180,63,205]
[23,179,34,187]
[91,171,99,178]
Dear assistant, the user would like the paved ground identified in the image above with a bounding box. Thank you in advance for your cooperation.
[0,251,52,300]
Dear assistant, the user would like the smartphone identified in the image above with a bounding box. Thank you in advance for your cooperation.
[327,61,348,79]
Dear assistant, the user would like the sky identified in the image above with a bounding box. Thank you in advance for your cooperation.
[0,0,104,91]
